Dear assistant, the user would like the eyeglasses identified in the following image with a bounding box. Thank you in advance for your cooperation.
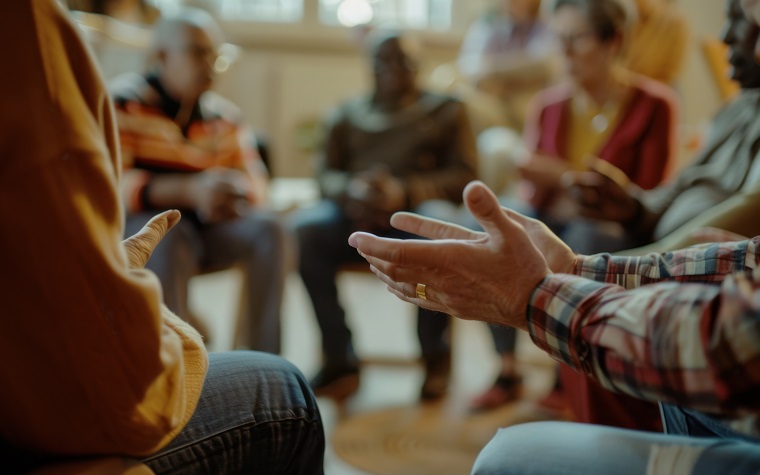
[184,44,220,63]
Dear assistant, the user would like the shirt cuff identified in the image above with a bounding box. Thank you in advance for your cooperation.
[526,274,617,373]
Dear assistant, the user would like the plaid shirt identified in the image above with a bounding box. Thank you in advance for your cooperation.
[528,237,760,436]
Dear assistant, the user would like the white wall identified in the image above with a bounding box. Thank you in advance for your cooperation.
[211,0,730,177]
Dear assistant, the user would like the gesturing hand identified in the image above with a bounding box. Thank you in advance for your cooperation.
[348,181,557,331]
[123,210,181,269]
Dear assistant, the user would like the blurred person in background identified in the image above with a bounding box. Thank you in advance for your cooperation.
[465,0,678,413]
[623,0,690,85]
[0,2,323,473]
[539,0,760,435]
[290,31,477,402]
[111,8,289,353]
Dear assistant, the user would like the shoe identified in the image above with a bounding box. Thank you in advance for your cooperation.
[420,352,451,401]
[469,374,523,412]
[310,366,360,401]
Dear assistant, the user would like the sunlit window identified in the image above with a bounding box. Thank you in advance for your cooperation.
[151,0,452,30]
[319,0,452,29]
[152,0,303,23]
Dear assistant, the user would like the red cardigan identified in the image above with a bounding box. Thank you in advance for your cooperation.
[525,76,679,190]
[526,77,678,433]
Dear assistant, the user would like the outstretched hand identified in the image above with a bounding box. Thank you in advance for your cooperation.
[348,181,571,330]
[123,210,181,269]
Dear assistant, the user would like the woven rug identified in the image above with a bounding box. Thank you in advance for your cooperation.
[332,399,555,475]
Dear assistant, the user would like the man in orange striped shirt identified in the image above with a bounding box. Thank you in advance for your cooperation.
[112,9,288,353]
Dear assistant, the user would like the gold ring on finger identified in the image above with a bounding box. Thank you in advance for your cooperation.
[416,283,427,300]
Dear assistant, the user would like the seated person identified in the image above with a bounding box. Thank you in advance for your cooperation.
[432,0,678,412]
[623,0,690,85]
[0,2,323,473]
[520,0,677,229]
[457,0,557,130]
[290,31,477,401]
[540,0,760,432]
[570,0,760,257]
[111,8,289,353]
[349,181,760,475]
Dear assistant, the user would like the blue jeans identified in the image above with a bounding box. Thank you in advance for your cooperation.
[144,352,324,474]
[289,200,450,369]
[472,408,760,474]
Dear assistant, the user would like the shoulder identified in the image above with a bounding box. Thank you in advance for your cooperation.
[199,91,244,123]
[325,94,369,126]
[628,74,678,110]
[108,73,154,106]
[532,84,572,113]
[419,91,465,110]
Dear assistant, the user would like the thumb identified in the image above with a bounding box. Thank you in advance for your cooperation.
[463,181,518,241]
[123,210,181,268]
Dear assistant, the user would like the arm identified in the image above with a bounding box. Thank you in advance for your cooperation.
[116,93,267,213]
[528,239,760,414]
[349,181,760,415]
[0,1,207,456]
[578,237,757,288]
[622,187,760,256]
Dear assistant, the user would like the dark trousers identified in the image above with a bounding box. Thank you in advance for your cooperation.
[290,200,450,369]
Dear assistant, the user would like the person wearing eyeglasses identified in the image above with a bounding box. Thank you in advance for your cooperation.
[111,8,290,353]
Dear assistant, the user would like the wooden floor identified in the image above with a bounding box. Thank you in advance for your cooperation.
[191,269,556,474]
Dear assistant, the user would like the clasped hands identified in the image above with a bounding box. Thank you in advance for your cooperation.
[348,181,577,331]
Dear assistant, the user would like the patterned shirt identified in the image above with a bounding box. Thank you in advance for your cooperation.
[528,237,760,437]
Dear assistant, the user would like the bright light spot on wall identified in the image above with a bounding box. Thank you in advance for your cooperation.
[336,0,374,27]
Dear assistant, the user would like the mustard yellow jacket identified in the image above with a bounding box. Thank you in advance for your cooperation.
[0,1,207,457]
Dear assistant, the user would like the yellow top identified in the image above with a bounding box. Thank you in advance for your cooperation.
[0,1,207,457]
[565,82,630,171]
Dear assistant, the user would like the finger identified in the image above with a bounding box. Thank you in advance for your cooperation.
[123,210,181,268]
[500,207,541,230]
[390,212,481,241]
[348,232,447,267]
[369,266,451,313]
[589,159,630,189]
[567,171,606,189]
[463,181,521,242]
[364,255,430,287]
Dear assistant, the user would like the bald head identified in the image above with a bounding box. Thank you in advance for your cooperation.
[151,8,223,55]
[365,31,422,103]
[150,8,223,102]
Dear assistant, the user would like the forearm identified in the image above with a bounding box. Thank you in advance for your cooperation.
[576,237,758,289]
[527,271,760,415]
[624,189,760,256]
[143,173,197,210]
